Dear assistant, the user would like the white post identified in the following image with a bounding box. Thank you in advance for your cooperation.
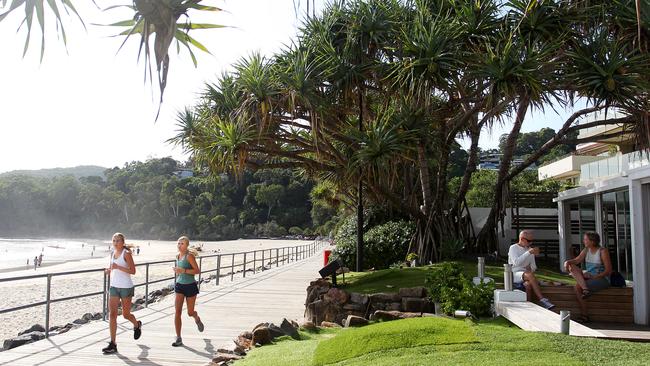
[630,179,650,325]
[503,264,513,291]
[558,200,570,273]
[478,257,485,279]
[560,310,571,334]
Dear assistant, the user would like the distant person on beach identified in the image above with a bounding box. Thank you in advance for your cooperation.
[33,256,38,270]
[172,236,204,347]
[38,254,43,266]
[26,258,29,266]
[136,247,140,255]
[102,232,142,355]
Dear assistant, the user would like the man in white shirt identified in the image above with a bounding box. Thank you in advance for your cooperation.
[508,230,555,309]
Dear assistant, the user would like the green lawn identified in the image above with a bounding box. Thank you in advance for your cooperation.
[340,259,575,294]
[234,317,650,366]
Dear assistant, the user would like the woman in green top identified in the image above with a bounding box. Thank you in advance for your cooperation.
[172,236,204,347]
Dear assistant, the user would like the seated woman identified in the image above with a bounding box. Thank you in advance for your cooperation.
[563,232,612,323]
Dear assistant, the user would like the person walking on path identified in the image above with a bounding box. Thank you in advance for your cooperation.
[172,236,204,347]
[102,233,142,354]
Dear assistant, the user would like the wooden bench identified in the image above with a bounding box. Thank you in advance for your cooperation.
[541,285,633,323]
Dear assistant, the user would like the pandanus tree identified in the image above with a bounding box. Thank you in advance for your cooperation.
[172,0,649,265]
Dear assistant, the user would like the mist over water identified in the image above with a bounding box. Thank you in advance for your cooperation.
[0,238,108,271]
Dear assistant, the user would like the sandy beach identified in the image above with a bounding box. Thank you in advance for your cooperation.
[0,238,315,342]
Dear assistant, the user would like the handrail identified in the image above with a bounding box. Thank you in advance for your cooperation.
[0,239,328,338]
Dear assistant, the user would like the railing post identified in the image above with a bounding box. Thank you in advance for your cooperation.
[145,263,149,308]
[253,251,257,274]
[102,271,108,321]
[231,253,235,281]
[276,248,279,267]
[243,252,247,278]
[198,257,203,291]
[216,255,221,286]
[262,250,265,271]
[45,274,51,338]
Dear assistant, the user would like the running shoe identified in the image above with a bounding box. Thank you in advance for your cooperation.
[172,337,183,347]
[102,341,117,354]
[134,320,142,340]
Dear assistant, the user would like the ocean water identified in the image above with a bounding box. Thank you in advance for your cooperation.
[0,238,108,270]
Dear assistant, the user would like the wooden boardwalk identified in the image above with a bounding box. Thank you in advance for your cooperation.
[0,252,324,365]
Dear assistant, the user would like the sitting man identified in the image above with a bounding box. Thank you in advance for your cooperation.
[508,230,555,309]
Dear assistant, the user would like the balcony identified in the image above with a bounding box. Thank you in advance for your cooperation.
[579,151,650,185]
[538,155,607,181]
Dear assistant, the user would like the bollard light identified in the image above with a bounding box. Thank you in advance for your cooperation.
[560,310,571,335]
[503,264,513,291]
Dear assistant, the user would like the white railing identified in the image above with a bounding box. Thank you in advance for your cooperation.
[580,151,650,184]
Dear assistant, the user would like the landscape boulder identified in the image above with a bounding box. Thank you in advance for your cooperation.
[280,318,300,340]
[343,315,368,328]
[398,286,427,298]
[251,326,272,346]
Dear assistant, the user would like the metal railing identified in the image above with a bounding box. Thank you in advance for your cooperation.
[0,239,328,338]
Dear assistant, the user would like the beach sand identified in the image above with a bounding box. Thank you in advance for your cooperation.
[0,238,315,342]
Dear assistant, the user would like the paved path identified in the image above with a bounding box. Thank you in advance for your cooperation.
[0,250,324,366]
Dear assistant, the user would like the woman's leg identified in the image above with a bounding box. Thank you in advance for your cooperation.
[120,296,138,327]
[186,295,200,320]
[175,293,185,337]
[574,284,588,316]
[108,296,120,343]
[568,264,588,291]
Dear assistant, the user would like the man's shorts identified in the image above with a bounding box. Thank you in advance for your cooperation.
[175,282,199,298]
[109,286,134,298]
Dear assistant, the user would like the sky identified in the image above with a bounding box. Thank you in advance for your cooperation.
[0,0,575,173]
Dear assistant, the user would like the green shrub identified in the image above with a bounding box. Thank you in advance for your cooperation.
[288,226,303,235]
[332,218,415,270]
[425,262,494,317]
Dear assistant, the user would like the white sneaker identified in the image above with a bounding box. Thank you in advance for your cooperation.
[539,298,555,310]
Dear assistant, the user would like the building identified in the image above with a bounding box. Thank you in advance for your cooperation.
[173,169,194,179]
[540,110,650,324]
[477,152,527,171]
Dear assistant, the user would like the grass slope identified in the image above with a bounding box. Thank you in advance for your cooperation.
[235,318,650,366]
[341,260,575,294]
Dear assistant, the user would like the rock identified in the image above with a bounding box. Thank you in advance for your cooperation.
[72,318,89,325]
[135,298,145,305]
[323,288,349,305]
[290,319,300,329]
[401,297,428,313]
[48,326,61,332]
[369,293,401,303]
[152,290,163,297]
[82,313,94,321]
[301,321,317,331]
[398,286,427,298]
[280,318,300,340]
[19,324,46,335]
[234,335,252,350]
[343,315,368,328]
[349,292,369,305]
[233,344,247,356]
[252,326,272,346]
[305,299,343,325]
[320,321,342,328]
[267,324,286,339]
[370,310,422,322]
[343,303,365,312]
[386,302,402,311]
[57,327,71,334]
[252,322,269,332]
[92,313,103,320]
[239,331,253,340]
[3,335,36,350]
[212,352,242,363]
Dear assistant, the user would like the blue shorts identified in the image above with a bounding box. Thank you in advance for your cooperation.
[175,282,199,297]
[109,286,134,298]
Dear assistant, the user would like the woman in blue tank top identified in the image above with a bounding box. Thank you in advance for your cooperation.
[563,232,612,323]
[172,236,204,347]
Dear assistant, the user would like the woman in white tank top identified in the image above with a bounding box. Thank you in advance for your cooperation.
[102,233,142,355]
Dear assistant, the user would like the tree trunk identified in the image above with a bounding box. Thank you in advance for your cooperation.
[454,120,480,213]
[476,96,530,254]
[417,140,432,215]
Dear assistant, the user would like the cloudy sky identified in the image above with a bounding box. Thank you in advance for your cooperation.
[0,0,572,173]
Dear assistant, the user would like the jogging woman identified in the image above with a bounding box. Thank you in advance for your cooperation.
[102,233,142,354]
[172,236,204,347]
